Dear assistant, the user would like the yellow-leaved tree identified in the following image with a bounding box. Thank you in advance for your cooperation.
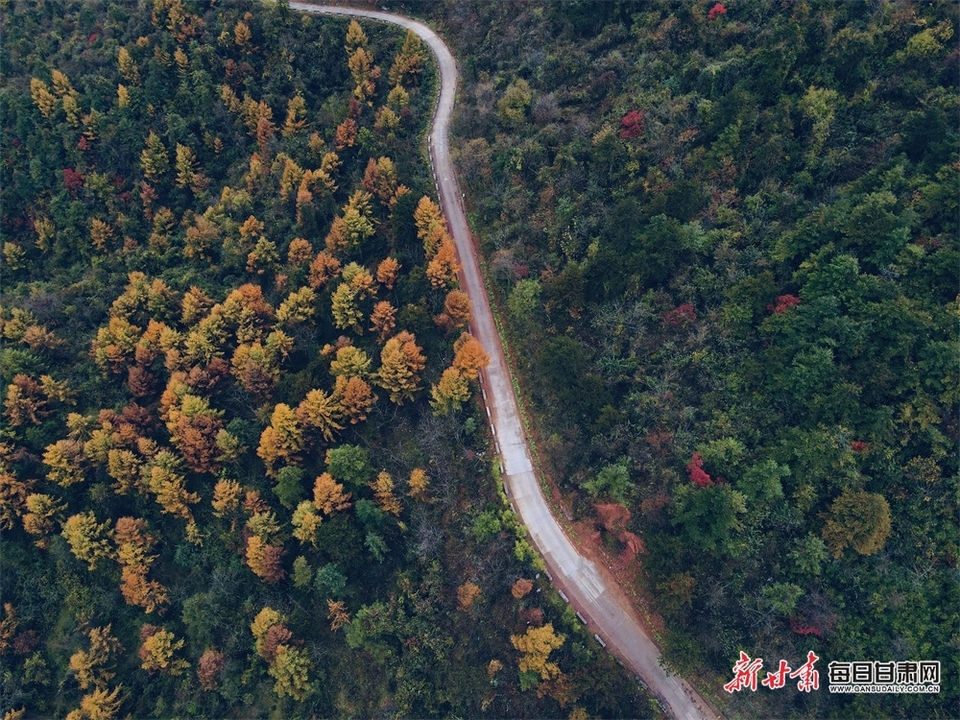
[268,645,312,701]
[257,403,302,477]
[62,511,114,571]
[430,367,470,415]
[510,623,565,681]
[138,625,188,675]
[65,685,123,720]
[296,389,343,442]
[371,471,401,516]
[334,375,377,424]
[376,331,426,404]
[407,468,429,501]
[69,625,122,690]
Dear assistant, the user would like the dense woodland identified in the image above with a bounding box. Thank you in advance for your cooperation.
[0,1,649,718]
[404,0,957,718]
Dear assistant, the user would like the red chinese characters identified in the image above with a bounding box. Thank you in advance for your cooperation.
[761,659,792,690]
[725,651,820,693]
[724,651,763,693]
[790,651,821,692]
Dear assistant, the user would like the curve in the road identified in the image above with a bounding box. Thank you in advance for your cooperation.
[290,5,719,719]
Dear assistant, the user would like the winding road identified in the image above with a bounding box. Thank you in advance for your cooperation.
[291,4,718,719]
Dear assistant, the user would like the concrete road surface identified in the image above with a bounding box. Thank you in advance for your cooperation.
[291,5,719,718]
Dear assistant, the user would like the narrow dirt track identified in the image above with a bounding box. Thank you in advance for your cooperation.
[290,5,720,718]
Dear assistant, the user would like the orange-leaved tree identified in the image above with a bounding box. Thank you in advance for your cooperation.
[334,375,377,424]
[313,472,352,516]
[426,239,461,289]
[114,517,168,614]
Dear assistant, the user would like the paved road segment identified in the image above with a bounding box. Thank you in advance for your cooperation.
[290,5,719,718]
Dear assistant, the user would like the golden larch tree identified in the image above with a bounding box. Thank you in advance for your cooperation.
[282,94,307,137]
[69,625,122,691]
[0,469,30,531]
[453,332,490,381]
[376,331,426,404]
[334,375,377,424]
[435,289,472,332]
[388,30,424,87]
[375,257,401,289]
[257,403,302,477]
[369,301,397,341]
[371,471,401,516]
[296,389,343,442]
[329,345,372,378]
[308,251,342,289]
[430,367,470,415]
[245,535,286,583]
[22,493,65,547]
[407,468,429,501]
[62,511,114,571]
[291,501,322,547]
[114,517,168,614]
[251,606,287,658]
[287,238,313,267]
[510,623,565,681]
[327,599,351,631]
[426,239,461,289]
[211,479,243,518]
[66,684,123,720]
[138,625,188,675]
[43,438,86,487]
[313,472,352,516]
[331,283,362,333]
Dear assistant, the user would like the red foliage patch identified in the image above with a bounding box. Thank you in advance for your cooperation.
[687,453,713,487]
[850,440,869,453]
[63,168,85,196]
[708,3,728,20]
[768,294,801,314]
[915,236,944,250]
[618,109,645,139]
[12,630,39,655]
[663,302,697,328]
[789,618,823,637]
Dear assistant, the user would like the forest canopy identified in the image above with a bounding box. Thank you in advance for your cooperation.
[416,0,959,717]
[0,1,648,718]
